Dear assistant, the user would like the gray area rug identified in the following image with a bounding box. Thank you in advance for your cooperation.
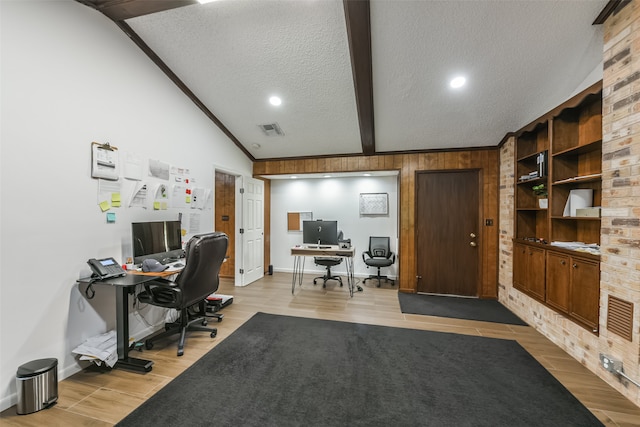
[117,312,600,427]
[398,292,528,325]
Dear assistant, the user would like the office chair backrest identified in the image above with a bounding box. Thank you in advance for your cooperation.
[174,232,228,307]
[369,236,391,258]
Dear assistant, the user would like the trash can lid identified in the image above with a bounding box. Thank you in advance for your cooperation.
[17,358,58,378]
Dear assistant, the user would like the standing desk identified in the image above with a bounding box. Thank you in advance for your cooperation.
[77,269,179,373]
[291,245,356,297]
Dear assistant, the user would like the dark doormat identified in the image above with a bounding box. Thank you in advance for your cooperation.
[398,292,528,325]
[116,313,600,427]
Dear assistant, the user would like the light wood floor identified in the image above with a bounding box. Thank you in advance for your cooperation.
[2,273,639,426]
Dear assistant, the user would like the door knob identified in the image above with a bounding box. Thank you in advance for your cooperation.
[470,233,476,238]
[470,242,477,247]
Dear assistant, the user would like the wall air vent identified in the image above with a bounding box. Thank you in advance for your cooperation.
[258,122,284,137]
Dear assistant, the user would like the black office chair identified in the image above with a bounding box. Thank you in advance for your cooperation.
[313,230,344,288]
[362,236,396,287]
[313,257,343,288]
[137,232,228,356]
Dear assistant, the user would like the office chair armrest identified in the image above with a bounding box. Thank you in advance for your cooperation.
[140,279,182,306]
[362,251,373,262]
[389,252,396,263]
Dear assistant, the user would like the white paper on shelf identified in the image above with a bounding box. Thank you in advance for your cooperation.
[563,189,593,217]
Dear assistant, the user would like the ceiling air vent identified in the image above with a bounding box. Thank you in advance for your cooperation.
[258,122,284,137]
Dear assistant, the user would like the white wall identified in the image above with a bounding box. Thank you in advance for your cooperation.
[270,176,398,278]
[0,1,252,410]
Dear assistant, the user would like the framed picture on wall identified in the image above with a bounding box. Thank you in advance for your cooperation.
[359,193,388,215]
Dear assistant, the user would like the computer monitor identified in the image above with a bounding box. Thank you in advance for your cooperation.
[302,220,339,246]
[131,220,183,264]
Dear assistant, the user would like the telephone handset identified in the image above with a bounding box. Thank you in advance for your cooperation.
[87,257,126,279]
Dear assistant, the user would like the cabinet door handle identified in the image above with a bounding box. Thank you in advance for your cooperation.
[560,260,566,265]
[572,263,577,268]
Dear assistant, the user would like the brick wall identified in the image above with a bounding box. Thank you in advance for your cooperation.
[600,0,640,405]
[499,3,640,406]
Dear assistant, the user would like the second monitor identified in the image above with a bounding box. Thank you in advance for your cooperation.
[303,220,338,246]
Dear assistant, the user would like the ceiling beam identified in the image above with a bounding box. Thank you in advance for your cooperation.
[76,0,197,21]
[592,0,629,25]
[343,0,375,156]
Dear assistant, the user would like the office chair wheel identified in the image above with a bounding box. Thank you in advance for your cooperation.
[177,348,184,357]
[210,330,217,338]
[145,340,154,350]
[217,317,223,322]
[313,279,318,284]
[202,319,208,326]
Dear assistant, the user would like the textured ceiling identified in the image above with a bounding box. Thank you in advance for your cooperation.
[121,0,607,160]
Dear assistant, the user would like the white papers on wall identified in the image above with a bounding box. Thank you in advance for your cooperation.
[122,151,143,181]
[149,159,170,180]
[191,187,206,209]
[97,179,121,212]
[91,143,119,180]
[172,184,189,209]
[563,189,593,217]
[129,183,148,208]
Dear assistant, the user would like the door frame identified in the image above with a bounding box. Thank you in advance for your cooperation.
[213,165,265,287]
[414,168,483,296]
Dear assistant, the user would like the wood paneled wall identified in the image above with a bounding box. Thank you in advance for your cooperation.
[254,150,500,297]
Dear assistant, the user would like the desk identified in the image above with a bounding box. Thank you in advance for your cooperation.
[291,245,356,297]
[77,273,171,373]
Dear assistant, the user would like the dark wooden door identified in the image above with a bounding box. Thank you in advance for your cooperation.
[416,170,479,296]
[215,171,235,278]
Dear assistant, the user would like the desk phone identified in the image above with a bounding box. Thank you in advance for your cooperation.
[87,257,126,279]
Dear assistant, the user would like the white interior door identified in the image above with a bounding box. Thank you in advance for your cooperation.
[239,177,264,286]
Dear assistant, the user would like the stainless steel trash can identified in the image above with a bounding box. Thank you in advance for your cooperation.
[16,358,58,415]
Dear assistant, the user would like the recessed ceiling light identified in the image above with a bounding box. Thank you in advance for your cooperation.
[363,173,371,177]
[251,143,261,149]
[290,176,297,179]
[323,175,331,178]
[269,96,282,106]
[450,76,466,89]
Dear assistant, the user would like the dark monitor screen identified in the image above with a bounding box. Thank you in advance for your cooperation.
[302,220,338,245]
[132,220,182,264]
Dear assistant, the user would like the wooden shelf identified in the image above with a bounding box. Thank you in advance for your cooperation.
[513,82,602,334]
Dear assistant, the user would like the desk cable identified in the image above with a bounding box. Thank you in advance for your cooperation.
[83,277,98,300]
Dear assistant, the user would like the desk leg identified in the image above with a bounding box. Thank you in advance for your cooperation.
[115,287,154,373]
[345,256,355,297]
[291,255,306,294]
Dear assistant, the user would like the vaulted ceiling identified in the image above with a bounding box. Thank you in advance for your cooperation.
[78,0,612,162]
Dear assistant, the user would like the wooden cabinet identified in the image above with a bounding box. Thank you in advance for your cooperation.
[569,257,600,332]
[545,250,600,332]
[513,243,545,301]
[546,251,570,312]
[513,81,602,334]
